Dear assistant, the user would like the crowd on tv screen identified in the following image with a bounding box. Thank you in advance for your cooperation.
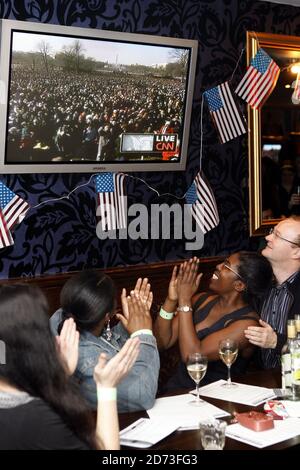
[7,68,184,162]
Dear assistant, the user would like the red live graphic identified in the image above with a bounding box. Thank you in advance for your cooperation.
[153,134,177,152]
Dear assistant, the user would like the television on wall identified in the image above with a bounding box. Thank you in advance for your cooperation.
[0,19,198,174]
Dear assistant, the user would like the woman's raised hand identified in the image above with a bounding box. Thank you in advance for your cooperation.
[121,277,153,319]
[133,277,153,310]
[117,292,152,335]
[167,265,179,302]
[94,337,140,388]
[56,318,79,376]
[177,257,202,304]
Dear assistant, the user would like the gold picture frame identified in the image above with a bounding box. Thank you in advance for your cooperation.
[247,31,300,235]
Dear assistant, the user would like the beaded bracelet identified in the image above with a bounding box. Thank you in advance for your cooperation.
[159,307,174,320]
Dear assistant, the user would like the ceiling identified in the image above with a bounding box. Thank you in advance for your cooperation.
[258,0,300,5]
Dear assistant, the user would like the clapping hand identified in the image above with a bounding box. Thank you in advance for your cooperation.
[56,318,79,376]
[121,277,153,320]
[93,337,140,388]
[177,257,202,304]
[117,292,152,335]
[167,265,179,302]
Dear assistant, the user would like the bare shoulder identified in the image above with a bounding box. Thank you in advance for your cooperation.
[231,311,259,327]
[224,310,259,330]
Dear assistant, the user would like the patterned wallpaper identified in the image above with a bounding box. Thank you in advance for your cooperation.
[0,0,299,278]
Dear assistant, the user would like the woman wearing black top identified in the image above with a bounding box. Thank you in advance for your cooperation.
[0,284,140,450]
[154,252,273,390]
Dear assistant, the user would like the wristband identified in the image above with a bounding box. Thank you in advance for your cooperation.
[97,387,117,402]
[131,329,153,338]
[159,307,174,320]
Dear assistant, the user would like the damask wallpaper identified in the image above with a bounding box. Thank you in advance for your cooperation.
[0,0,299,278]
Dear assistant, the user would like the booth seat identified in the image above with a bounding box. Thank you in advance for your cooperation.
[0,257,222,389]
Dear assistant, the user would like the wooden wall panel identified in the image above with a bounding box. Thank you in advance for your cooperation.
[0,257,222,314]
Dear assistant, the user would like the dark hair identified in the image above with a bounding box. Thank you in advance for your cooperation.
[60,271,116,332]
[237,251,273,311]
[0,284,95,448]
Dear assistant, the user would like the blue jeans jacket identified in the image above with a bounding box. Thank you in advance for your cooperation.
[50,310,160,413]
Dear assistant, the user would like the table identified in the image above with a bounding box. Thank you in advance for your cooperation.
[119,369,300,450]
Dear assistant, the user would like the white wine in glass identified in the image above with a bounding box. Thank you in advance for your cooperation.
[219,338,238,387]
[186,353,208,406]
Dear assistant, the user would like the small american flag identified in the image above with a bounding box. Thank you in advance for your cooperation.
[186,171,219,234]
[235,48,280,109]
[204,81,247,144]
[0,181,29,248]
[95,172,127,231]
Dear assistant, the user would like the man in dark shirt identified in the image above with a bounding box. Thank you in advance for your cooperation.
[245,216,300,368]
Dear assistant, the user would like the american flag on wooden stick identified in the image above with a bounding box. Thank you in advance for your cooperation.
[204,81,247,144]
[235,48,280,109]
[0,181,29,248]
[186,171,219,234]
[95,173,127,231]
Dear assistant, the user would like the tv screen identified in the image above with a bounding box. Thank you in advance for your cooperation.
[0,20,198,173]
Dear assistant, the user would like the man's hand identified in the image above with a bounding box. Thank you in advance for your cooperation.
[244,319,277,349]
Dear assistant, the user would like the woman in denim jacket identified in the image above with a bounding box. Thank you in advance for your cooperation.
[50,271,159,413]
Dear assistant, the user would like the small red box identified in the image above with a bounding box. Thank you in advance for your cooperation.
[235,411,274,432]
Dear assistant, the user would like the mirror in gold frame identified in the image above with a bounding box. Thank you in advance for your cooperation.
[247,31,300,236]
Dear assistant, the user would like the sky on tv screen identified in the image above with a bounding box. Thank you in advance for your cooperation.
[12,32,185,67]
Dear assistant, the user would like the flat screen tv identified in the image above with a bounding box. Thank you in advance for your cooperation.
[0,19,198,173]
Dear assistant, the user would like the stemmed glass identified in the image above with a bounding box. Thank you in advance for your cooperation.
[219,339,238,387]
[186,353,208,406]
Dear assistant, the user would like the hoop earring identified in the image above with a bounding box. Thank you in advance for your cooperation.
[104,319,112,342]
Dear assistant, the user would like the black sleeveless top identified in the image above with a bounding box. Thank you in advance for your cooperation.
[165,294,258,391]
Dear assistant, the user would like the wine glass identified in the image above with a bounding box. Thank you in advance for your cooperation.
[219,339,238,387]
[186,353,208,406]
